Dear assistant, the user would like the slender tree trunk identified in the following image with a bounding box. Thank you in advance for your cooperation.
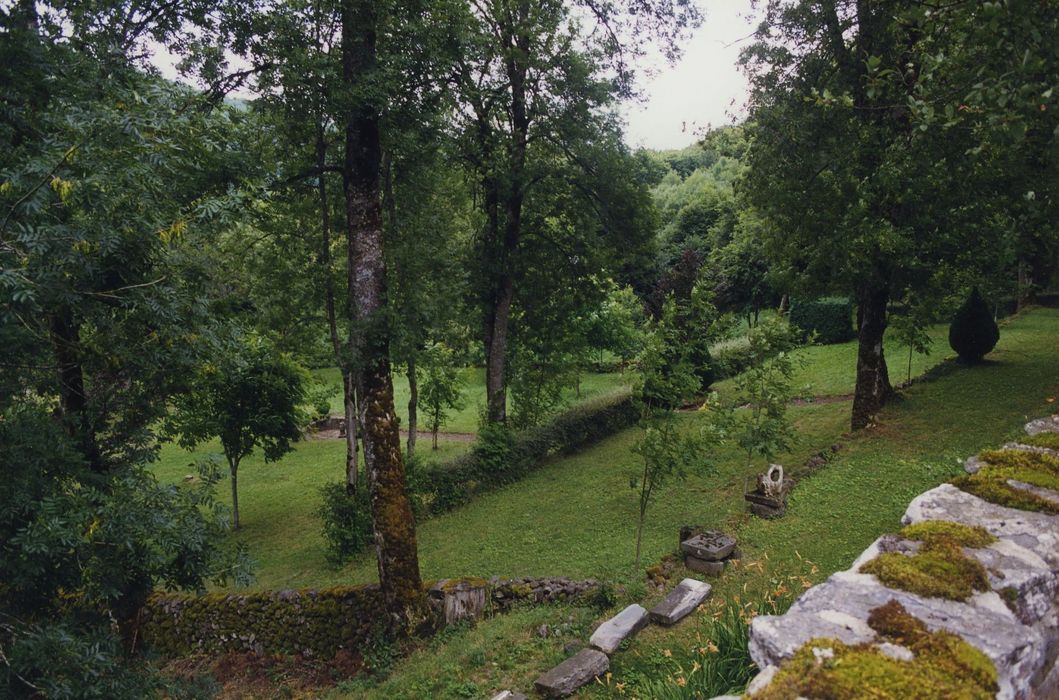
[229,459,240,530]
[316,125,361,495]
[851,283,893,430]
[407,358,417,459]
[341,0,422,628]
[50,307,103,473]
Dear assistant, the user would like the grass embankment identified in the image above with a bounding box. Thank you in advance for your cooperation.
[331,308,1059,699]
[150,320,959,593]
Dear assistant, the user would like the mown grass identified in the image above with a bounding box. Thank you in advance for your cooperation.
[312,367,633,434]
[328,308,1059,699]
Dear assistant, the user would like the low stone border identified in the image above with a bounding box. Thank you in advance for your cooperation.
[725,415,1059,700]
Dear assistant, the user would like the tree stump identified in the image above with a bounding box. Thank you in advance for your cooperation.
[429,578,488,625]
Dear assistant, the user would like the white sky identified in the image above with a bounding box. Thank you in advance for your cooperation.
[621,0,758,150]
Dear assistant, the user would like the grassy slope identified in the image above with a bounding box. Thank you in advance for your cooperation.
[313,367,633,434]
[337,308,1059,699]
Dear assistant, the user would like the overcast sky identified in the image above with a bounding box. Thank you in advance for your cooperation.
[621,0,758,151]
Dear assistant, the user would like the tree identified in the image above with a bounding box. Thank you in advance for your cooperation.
[169,334,308,529]
[741,1,1003,430]
[949,288,1000,364]
[454,0,699,424]
[418,341,466,449]
[0,1,256,690]
[631,296,720,567]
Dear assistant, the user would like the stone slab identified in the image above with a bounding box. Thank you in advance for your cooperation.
[489,692,528,700]
[649,578,713,626]
[750,570,1046,700]
[534,648,609,698]
[1025,414,1059,436]
[589,603,648,654]
[685,556,725,576]
[902,484,1059,569]
[680,531,736,561]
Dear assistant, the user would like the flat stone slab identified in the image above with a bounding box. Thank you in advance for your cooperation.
[680,531,736,561]
[534,648,609,698]
[589,603,648,654]
[650,578,713,625]
[489,692,528,700]
[1025,414,1059,436]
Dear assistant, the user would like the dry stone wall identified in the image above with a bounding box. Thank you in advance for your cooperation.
[727,416,1059,700]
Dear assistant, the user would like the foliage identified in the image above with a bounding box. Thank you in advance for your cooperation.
[637,297,709,411]
[317,483,374,566]
[789,298,854,345]
[418,341,467,448]
[631,593,792,700]
[754,601,997,700]
[168,332,308,528]
[729,319,803,470]
[949,289,1000,363]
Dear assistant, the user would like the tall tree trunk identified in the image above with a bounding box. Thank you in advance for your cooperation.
[851,283,893,430]
[316,125,360,495]
[406,358,417,459]
[229,459,240,530]
[50,307,103,473]
[341,0,422,629]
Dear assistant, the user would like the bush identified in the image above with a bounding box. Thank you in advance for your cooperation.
[317,483,374,566]
[948,288,999,362]
[789,297,855,344]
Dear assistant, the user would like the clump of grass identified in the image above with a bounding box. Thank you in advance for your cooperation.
[754,600,997,699]
[1018,431,1059,450]
[629,592,791,700]
[860,521,993,601]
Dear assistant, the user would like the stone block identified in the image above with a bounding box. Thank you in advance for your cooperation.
[680,531,736,561]
[589,603,648,654]
[489,692,528,700]
[685,556,725,576]
[1025,414,1059,436]
[534,648,609,698]
[650,578,713,626]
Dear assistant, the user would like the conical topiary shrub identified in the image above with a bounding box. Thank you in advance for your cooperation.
[948,288,999,363]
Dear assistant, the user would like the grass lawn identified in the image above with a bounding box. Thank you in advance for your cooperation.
[330,308,1059,699]
[312,367,634,434]
[712,322,953,401]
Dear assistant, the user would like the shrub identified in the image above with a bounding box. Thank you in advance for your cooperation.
[949,288,1000,362]
[789,297,855,344]
[317,483,374,566]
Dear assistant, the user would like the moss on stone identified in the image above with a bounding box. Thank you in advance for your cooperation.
[860,522,994,601]
[754,601,997,700]
[999,586,1019,616]
[1019,432,1059,450]
[951,473,1059,514]
[899,521,995,548]
[979,448,1059,476]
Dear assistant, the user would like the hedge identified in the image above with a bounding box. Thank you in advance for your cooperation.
[407,389,638,518]
[789,297,855,344]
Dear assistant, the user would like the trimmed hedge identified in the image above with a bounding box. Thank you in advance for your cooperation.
[142,586,384,658]
[789,297,855,344]
[408,389,638,518]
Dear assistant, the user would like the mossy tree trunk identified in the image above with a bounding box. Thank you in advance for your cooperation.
[407,357,417,459]
[341,0,422,629]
